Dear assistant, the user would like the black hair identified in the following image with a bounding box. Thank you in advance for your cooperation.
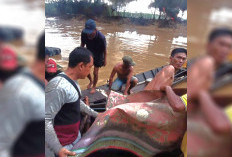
[171,48,187,57]
[208,28,232,42]
[37,32,45,61]
[0,66,22,82]
[68,47,93,68]
[45,47,50,56]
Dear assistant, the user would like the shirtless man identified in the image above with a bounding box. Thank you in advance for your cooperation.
[69,58,187,157]
[206,28,232,69]
[109,56,138,95]
[188,57,232,157]
[144,48,187,91]
[169,48,187,73]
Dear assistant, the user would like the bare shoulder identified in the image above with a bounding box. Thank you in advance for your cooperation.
[130,66,134,72]
[163,65,175,73]
[114,63,122,70]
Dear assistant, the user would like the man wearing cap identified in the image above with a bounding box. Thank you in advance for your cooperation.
[109,56,138,95]
[81,19,107,94]
[0,33,45,157]
[0,46,19,84]
[45,58,62,83]
[45,47,99,157]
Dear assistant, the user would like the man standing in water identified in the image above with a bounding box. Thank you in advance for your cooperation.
[109,56,138,95]
[81,19,107,94]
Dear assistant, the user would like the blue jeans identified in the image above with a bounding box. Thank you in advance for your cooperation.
[111,76,137,91]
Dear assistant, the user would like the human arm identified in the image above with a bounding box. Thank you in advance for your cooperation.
[45,87,64,154]
[144,65,175,91]
[124,68,133,95]
[161,86,186,112]
[198,91,231,135]
[80,100,98,118]
[102,35,107,66]
[103,49,107,66]
[45,85,75,156]
[109,66,117,89]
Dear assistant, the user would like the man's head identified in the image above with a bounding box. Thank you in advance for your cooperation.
[0,47,19,82]
[45,47,50,65]
[122,56,135,69]
[46,59,57,73]
[37,32,45,62]
[207,28,232,66]
[169,48,187,70]
[0,47,18,71]
[68,47,93,79]
[83,19,97,40]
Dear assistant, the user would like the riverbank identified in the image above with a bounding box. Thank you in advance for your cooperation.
[46,14,187,27]
[46,17,187,90]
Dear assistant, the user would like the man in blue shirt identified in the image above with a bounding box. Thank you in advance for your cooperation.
[81,19,107,94]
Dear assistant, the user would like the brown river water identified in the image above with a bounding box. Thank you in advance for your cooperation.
[188,0,232,59]
[0,0,44,64]
[45,17,187,89]
[1,0,231,93]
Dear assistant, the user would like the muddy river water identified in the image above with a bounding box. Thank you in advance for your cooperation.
[1,0,231,92]
[45,17,187,89]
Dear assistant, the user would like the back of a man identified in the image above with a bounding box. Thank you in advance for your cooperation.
[0,33,45,157]
[1,68,45,157]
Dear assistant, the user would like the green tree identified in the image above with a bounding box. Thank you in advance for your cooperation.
[108,0,136,15]
[149,0,187,20]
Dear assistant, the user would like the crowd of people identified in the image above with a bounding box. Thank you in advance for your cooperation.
[0,19,231,157]
[44,20,232,157]
[43,19,188,157]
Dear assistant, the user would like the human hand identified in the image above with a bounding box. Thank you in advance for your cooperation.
[58,148,76,157]
[108,81,112,90]
[84,96,90,106]
[124,92,128,96]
